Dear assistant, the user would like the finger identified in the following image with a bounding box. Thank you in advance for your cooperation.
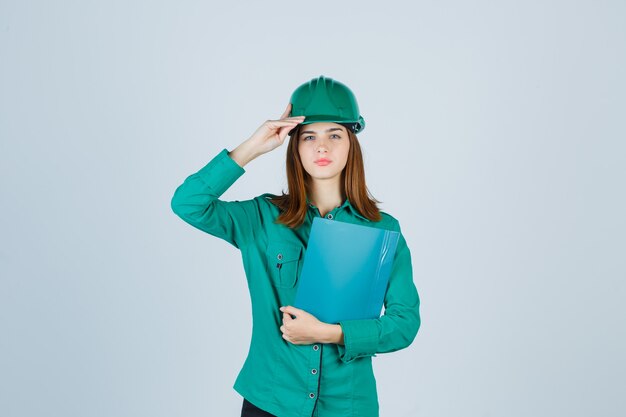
[279,102,292,119]
[277,105,306,122]
[283,312,292,322]
[271,118,304,128]
[266,120,301,128]
[281,305,302,316]
[277,125,296,143]
[269,123,298,139]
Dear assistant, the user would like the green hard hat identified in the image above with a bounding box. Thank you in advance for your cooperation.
[288,75,365,135]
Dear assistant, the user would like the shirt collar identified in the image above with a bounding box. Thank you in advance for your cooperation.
[306,195,370,222]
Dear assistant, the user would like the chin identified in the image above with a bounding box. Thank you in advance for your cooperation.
[311,173,342,181]
[304,164,344,179]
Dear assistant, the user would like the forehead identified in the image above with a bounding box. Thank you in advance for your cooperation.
[299,122,346,135]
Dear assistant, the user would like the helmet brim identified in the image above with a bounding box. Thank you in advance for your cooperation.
[288,115,365,135]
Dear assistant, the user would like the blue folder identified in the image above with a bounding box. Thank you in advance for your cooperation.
[293,217,400,324]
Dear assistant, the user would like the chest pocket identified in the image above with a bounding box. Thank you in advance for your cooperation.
[266,242,303,288]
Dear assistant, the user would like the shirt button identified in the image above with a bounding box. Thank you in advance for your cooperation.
[311,368,317,374]
[326,213,333,219]
[309,392,315,399]
[277,253,283,260]
[313,345,319,351]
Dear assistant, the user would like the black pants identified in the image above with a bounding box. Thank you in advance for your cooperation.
[240,398,277,417]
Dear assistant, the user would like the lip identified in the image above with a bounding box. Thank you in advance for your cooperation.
[315,158,331,165]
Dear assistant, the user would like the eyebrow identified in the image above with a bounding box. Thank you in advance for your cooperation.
[299,127,345,136]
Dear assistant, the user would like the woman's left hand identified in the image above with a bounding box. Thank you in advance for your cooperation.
[279,306,328,345]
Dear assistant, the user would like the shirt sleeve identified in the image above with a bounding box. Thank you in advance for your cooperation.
[170,148,260,249]
[336,221,421,363]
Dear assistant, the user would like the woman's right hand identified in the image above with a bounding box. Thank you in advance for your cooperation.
[228,103,305,168]
[246,103,306,156]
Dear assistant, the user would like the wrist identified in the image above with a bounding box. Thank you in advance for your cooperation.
[228,141,258,168]
[319,323,344,344]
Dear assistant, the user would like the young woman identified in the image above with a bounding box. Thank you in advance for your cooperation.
[171,75,421,417]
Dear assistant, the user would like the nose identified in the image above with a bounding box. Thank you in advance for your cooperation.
[316,138,330,153]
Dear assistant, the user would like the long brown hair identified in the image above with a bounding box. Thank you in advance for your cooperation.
[269,123,382,228]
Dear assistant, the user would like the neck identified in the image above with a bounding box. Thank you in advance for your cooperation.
[307,179,344,216]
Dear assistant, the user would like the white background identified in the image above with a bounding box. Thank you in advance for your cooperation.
[1,1,624,416]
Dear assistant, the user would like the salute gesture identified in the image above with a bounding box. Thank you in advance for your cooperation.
[229,103,305,167]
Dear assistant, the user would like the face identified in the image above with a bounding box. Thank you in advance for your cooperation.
[297,122,350,182]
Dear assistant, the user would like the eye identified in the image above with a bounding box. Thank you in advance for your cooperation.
[302,134,342,141]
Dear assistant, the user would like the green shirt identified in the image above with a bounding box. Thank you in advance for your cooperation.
[171,148,421,417]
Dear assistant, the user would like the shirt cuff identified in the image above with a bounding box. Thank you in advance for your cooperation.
[196,148,245,196]
[336,319,380,363]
